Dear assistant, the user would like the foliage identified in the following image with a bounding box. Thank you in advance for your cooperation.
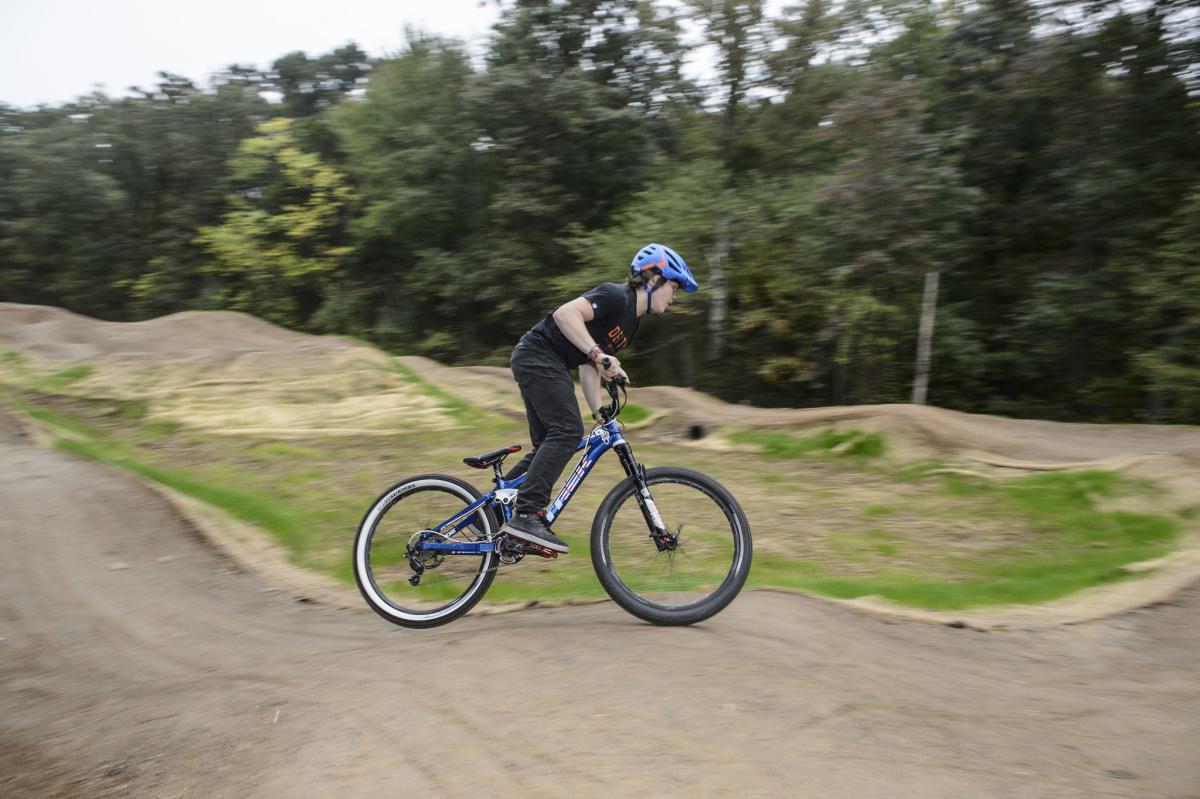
[1134,185,1200,423]
[195,117,356,328]
[1,0,1198,421]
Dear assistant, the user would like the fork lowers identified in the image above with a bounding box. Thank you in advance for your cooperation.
[650,530,679,552]
[590,466,752,626]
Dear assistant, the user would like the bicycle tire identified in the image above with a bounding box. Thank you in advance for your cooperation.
[353,474,499,629]
[590,466,752,625]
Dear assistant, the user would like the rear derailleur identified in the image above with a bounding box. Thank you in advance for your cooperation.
[405,534,445,586]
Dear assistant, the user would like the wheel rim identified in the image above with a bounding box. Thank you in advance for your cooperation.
[602,476,744,612]
[358,480,494,622]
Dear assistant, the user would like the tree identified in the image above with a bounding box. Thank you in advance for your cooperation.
[0,99,132,316]
[269,43,371,118]
[464,1,691,349]
[330,35,488,353]
[108,70,270,316]
[196,118,355,328]
[1133,185,1200,423]
[685,0,769,363]
[936,2,1199,419]
[816,78,980,405]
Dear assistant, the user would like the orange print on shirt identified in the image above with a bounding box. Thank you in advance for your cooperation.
[607,325,628,352]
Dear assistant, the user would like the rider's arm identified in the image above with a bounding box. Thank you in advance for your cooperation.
[552,297,599,353]
[553,298,627,381]
[579,363,604,417]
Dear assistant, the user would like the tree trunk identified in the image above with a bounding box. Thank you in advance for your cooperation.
[706,216,731,363]
[911,270,940,405]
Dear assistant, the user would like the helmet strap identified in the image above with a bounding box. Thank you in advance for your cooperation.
[643,272,660,315]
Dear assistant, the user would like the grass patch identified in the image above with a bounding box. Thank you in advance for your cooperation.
[37,364,94,391]
[55,436,314,553]
[757,469,1181,609]
[392,359,485,425]
[943,470,1171,546]
[7,391,316,555]
[248,441,326,460]
[0,350,30,378]
[746,556,829,589]
[138,419,183,438]
[824,529,906,561]
[893,460,953,482]
[729,427,886,460]
[748,546,1168,610]
[4,391,102,439]
[19,392,149,427]
[620,402,650,425]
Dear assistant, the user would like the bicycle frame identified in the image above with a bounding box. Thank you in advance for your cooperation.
[416,418,636,555]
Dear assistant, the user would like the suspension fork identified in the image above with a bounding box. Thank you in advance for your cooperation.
[613,441,675,550]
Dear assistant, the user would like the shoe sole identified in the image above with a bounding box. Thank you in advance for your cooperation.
[500,523,570,553]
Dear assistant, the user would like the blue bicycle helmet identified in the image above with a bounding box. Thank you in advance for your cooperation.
[630,243,699,293]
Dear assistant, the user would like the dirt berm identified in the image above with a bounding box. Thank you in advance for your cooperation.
[6,300,1200,467]
[3,301,1200,628]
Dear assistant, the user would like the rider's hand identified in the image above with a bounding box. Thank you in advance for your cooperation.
[596,355,629,384]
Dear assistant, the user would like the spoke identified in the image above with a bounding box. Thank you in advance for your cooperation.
[365,486,497,611]
[605,478,738,609]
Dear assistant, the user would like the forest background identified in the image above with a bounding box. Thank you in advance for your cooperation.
[2,0,1197,423]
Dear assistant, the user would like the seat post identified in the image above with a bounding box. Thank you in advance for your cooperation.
[492,461,504,485]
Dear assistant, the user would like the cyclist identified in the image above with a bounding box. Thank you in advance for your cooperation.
[501,243,699,553]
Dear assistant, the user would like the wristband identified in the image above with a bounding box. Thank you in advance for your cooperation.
[587,346,604,362]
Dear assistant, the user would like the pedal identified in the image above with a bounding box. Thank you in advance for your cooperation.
[524,542,558,559]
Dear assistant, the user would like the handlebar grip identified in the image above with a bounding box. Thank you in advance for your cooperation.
[599,356,625,389]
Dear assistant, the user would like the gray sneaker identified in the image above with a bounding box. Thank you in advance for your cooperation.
[502,512,569,553]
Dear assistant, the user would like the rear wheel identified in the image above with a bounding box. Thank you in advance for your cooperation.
[590,467,751,626]
[353,474,498,628]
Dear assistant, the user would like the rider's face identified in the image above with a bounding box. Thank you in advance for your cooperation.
[651,279,681,313]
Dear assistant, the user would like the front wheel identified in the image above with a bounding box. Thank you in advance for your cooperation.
[591,467,752,625]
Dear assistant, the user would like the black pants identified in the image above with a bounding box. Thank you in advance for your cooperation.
[505,341,584,515]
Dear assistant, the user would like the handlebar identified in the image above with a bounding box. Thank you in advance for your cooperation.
[598,356,626,388]
[596,356,626,421]
[599,356,625,386]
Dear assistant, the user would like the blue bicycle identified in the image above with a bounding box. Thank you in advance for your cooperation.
[352,379,752,628]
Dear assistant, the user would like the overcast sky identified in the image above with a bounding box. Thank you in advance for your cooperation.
[0,0,506,109]
[0,1,791,110]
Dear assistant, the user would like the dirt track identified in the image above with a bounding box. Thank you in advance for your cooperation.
[2,414,1198,798]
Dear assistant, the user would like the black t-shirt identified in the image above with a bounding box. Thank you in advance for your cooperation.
[522,282,640,368]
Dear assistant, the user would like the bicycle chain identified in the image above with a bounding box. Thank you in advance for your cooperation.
[401,535,554,589]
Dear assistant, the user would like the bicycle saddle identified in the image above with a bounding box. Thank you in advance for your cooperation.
[463,444,522,469]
